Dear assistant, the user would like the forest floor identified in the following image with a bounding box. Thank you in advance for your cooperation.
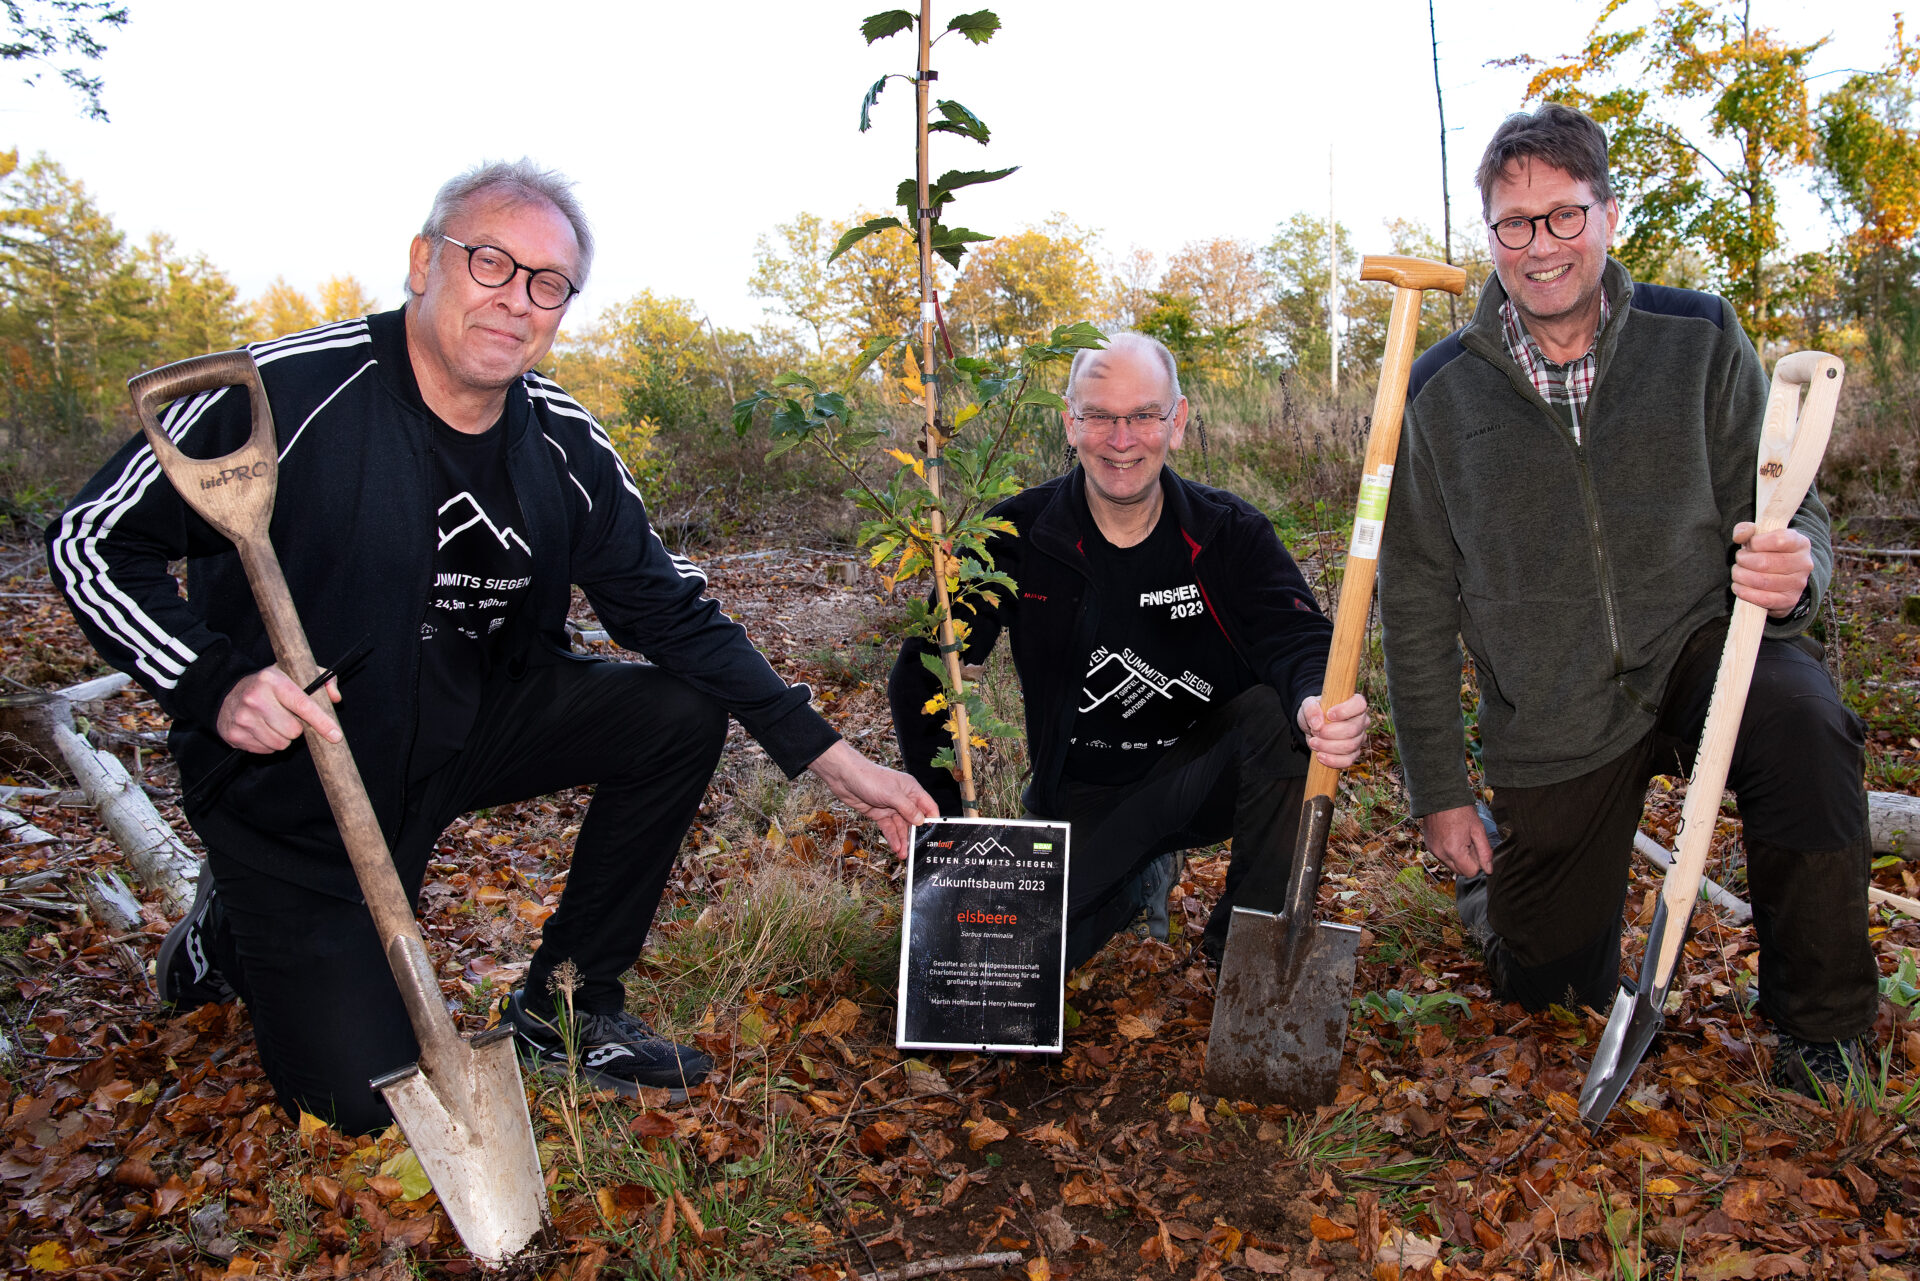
[2,516,1919,1281]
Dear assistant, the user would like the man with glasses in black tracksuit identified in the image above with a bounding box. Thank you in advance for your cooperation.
[51,159,935,1132]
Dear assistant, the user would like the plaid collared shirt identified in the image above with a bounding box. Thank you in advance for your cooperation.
[1500,291,1611,443]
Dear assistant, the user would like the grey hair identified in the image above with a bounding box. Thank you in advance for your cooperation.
[1065,332,1182,408]
[1475,102,1613,218]
[414,158,594,294]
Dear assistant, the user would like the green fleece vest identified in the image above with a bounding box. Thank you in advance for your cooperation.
[1378,259,1831,817]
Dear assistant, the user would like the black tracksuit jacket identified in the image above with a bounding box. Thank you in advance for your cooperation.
[889,466,1333,817]
[48,308,836,898]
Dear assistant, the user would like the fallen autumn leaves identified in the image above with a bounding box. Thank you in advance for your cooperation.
[3,529,1918,1280]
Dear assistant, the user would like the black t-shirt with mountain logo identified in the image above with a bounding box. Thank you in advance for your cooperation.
[410,417,532,779]
[1062,511,1245,786]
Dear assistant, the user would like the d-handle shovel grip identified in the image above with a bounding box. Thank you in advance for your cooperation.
[1360,255,1469,294]
[127,351,279,549]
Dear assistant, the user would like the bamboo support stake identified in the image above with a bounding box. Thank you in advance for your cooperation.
[916,0,977,816]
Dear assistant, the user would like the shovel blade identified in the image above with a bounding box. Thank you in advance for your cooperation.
[1204,907,1361,1107]
[373,1027,546,1267]
[1577,981,1665,1132]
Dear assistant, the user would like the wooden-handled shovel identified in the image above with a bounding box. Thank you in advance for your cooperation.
[128,352,547,1268]
[1577,350,1844,1131]
[1205,255,1467,1106]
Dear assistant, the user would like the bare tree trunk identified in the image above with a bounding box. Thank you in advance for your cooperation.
[1429,0,1457,330]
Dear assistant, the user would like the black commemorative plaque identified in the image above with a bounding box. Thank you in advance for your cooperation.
[896,817,1071,1053]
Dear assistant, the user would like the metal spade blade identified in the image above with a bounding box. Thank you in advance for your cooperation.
[1577,899,1673,1130]
[1204,906,1362,1108]
[371,1027,547,1267]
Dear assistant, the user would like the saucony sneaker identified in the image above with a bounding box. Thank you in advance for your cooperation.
[503,989,711,1099]
[156,870,235,1009]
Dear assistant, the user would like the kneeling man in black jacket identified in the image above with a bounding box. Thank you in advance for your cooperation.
[50,159,935,1132]
[889,333,1367,973]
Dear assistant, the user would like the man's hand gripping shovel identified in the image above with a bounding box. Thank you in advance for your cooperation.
[1577,350,1844,1132]
[1205,256,1466,1106]
[129,352,547,1268]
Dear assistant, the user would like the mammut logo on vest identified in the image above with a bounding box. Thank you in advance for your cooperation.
[1022,591,1048,602]
[199,461,270,491]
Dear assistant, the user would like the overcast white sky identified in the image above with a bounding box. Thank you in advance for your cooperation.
[0,0,1906,337]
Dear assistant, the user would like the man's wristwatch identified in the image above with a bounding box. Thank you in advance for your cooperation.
[1781,584,1814,622]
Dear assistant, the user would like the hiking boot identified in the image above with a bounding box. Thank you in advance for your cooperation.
[156,870,235,1009]
[1454,872,1497,952]
[503,989,712,1099]
[1138,851,1182,943]
[1770,1033,1870,1100]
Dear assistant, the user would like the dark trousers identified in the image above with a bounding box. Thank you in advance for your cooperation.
[1482,620,1876,1042]
[206,657,726,1134]
[1037,685,1310,973]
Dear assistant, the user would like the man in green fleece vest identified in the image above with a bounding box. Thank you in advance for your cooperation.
[1378,103,1876,1097]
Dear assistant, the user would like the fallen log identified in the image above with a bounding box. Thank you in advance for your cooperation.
[2,806,57,846]
[57,673,132,703]
[1632,833,1751,923]
[1634,829,1918,922]
[80,869,145,933]
[1869,791,1920,856]
[51,722,197,917]
[0,691,72,773]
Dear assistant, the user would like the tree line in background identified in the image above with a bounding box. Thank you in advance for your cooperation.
[0,150,378,496]
[0,0,1914,507]
[547,211,1490,444]
[1515,3,1919,349]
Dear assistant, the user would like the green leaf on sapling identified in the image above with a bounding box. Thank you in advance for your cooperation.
[859,76,890,132]
[945,10,1000,43]
[929,99,991,144]
[861,10,916,43]
[932,166,1019,196]
[829,216,906,263]
[849,332,903,384]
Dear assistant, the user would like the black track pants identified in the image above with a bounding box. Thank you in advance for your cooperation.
[1036,685,1311,974]
[1481,620,1876,1042]
[206,657,726,1133]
